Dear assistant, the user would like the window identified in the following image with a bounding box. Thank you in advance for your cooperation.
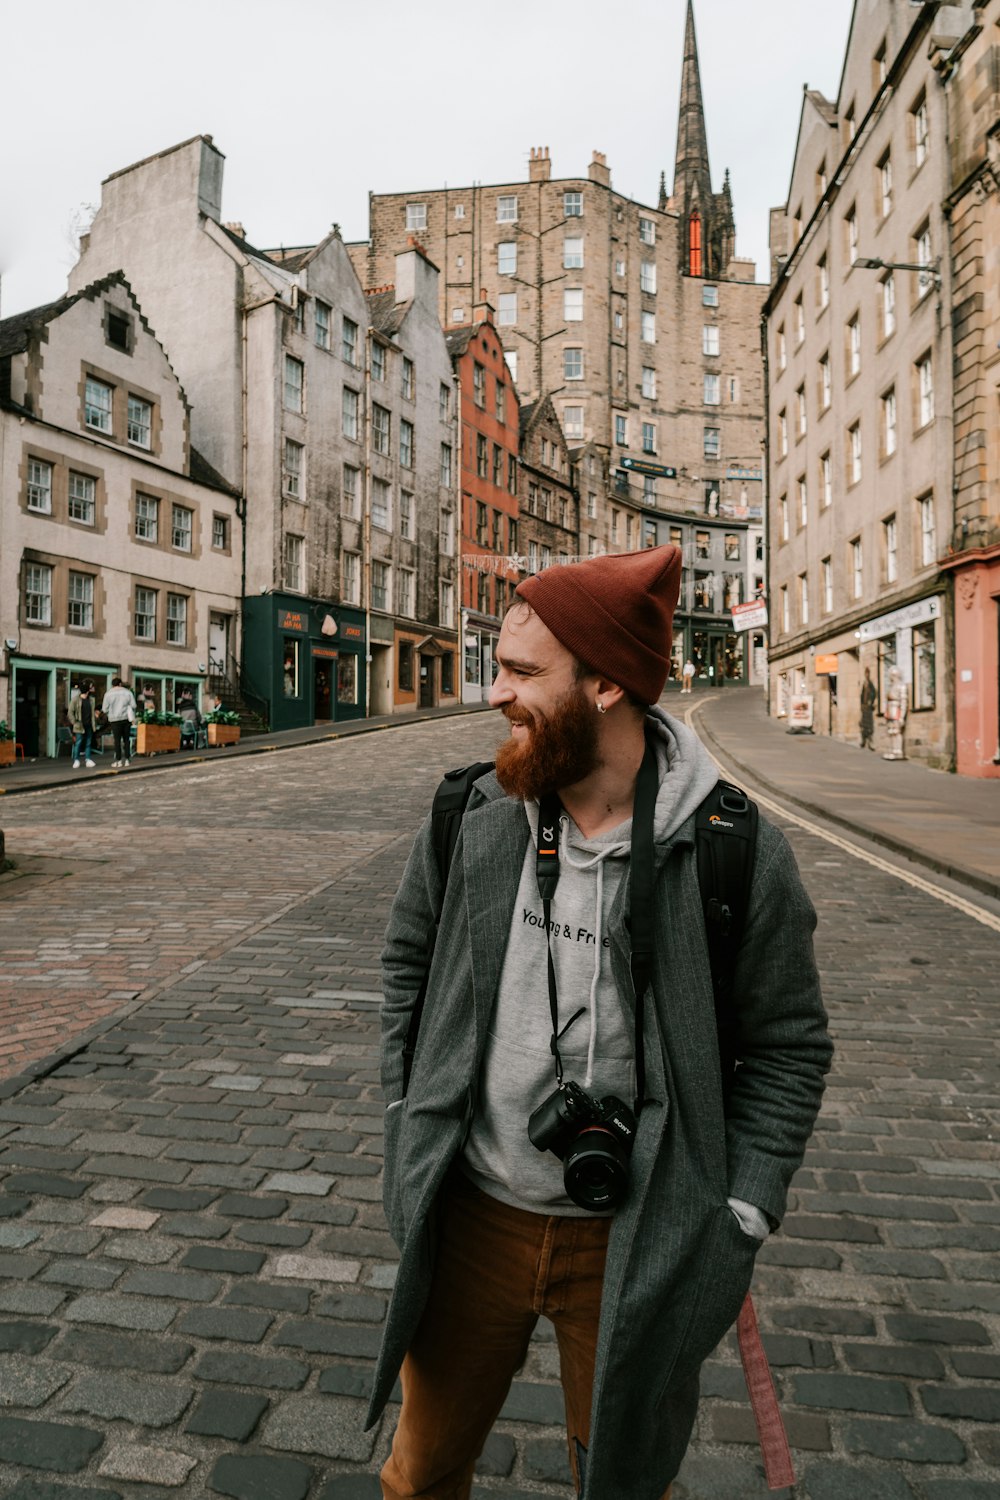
[439,382,451,421]
[913,623,936,709]
[639,216,655,245]
[26,458,52,513]
[695,530,710,559]
[170,503,192,552]
[284,533,304,591]
[881,273,896,339]
[400,356,414,401]
[563,348,583,382]
[212,514,228,550]
[492,444,503,487]
[642,422,656,454]
[724,533,740,561]
[819,353,831,410]
[337,464,358,520]
[67,571,94,631]
[703,373,720,406]
[68,471,95,524]
[919,493,936,566]
[315,300,330,349]
[406,203,426,230]
[799,573,809,625]
[615,414,627,446]
[372,478,391,530]
[440,506,455,555]
[166,592,187,645]
[817,158,828,196]
[611,510,621,545]
[440,580,455,627]
[878,149,893,219]
[399,568,415,618]
[451,308,465,323]
[135,493,158,541]
[498,241,516,275]
[85,376,113,433]
[818,255,830,309]
[913,91,929,168]
[564,406,584,438]
[851,537,863,598]
[702,285,718,307]
[440,443,452,487]
[796,385,807,435]
[882,389,897,457]
[371,342,386,383]
[846,205,858,265]
[342,316,358,364]
[508,454,517,495]
[640,262,657,294]
[694,572,713,609]
[454,203,465,220]
[342,551,360,605]
[283,355,303,413]
[372,403,391,455]
[342,387,359,440]
[135,585,157,640]
[398,640,414,692]
[498,293,517,326]
[563,237,584,269]
[777,325,786,371]
[703,325,720,357]
[883,515,898,583]
[822,557,833,613]
[284,438,303,497]
[875,39,887,86]
[798,476,808,527]
[492,508,503,551]
[848,314,861,376]
[471,433,485,480]
[781,585,789,632]
[477,571,492,615]
[703,427,720,459]
[915,223,933,295]
[917,354,934,427]
[794,295,804,344]
[615,259,625,278]
[820,452,832,509]
[504,350,518,383]
[564,191,583,217]
[641,311,656,344]
[780,494,789,541]
[642,366,656,399]
[849,423,862,484]
[294,297,305,335]
[778,409,788,457]
[106,309,131,351]
[643,475,656,504]
[497,195,518,223]
[587,492,597,520]
[473,363,486,409]
[614,309,624,333]
[527,482,538,516]
[846,102,856,141]
[564,288,583,322]
[127,395,152,449]
[400,419,414,469]
[372,560,391,611]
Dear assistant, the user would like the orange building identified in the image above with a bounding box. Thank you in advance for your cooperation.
[446,302,520,701]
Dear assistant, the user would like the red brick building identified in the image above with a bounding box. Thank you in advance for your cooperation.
[446,303,520,701]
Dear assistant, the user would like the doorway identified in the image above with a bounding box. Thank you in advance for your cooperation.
[419,654,436,708]
[209,613,231,676]
[313,657,333,722]
[14,669,48,758]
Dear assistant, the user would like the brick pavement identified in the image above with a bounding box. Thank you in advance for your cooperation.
[0,709,997,1497]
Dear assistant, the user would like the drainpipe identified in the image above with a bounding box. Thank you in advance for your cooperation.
[760,310,772,714]
[363,329,372,718]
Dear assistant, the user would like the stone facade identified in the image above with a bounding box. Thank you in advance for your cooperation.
[518,396,580,579]
[0,272,241,756]
[765,0,973,766]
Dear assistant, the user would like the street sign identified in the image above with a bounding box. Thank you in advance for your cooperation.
[619,457,677,479]
[815,654,838,675]
[730,599,768,632]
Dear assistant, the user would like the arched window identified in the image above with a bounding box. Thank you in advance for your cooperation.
[688,212,703,277]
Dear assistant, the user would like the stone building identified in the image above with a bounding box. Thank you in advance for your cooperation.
[445,306,520,701]
[69,135,458,727]
[765,0,972,765]
[0,272,242,756]
[518,396,580,578]
[352,0,766,663]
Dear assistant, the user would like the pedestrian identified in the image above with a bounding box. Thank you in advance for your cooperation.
[681,658,695,694]
[68,682,97,769]
[372,547,832,1500]
[101,676,136,769]
[859,666,876,750]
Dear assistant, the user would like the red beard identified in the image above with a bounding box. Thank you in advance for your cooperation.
[495,683,600,801]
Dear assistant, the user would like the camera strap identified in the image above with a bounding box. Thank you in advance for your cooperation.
[535,732,659,1114]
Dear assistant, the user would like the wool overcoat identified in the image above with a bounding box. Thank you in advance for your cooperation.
[368,767,831,1499]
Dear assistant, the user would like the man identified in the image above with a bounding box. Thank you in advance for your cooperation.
[681,658,695,694]
[68,682,97,769]
[102,676,136,769]
[371,548,831,1500]
[859,666,877,751]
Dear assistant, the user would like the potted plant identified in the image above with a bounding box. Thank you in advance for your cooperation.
[0,720,14,767]
[135,710,182,756]
[204,708,241,747]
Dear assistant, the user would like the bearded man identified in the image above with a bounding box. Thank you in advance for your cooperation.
[369,547,831,1500]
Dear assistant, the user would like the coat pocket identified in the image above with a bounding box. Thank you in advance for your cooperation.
[382,1099,407,1246]
[659,1203,759,1398]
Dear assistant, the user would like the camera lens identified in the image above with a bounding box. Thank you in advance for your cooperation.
[563,1125,630,1210]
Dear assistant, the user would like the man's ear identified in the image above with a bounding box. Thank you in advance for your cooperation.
[593,676,627,710]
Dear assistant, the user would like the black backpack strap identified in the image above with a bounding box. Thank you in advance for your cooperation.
[401,761,495,1095]
[695,779,759,1101]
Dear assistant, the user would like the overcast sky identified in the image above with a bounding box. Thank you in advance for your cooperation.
[1,0,855,320]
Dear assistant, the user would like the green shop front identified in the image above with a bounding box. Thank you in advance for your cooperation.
[243,594,367,730]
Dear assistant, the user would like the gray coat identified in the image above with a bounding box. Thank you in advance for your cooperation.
[368,769,831,1499]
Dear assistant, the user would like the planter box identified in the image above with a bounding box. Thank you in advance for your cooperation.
[207,723,240,747]
[136,723,181,756]
[0,741,14,766]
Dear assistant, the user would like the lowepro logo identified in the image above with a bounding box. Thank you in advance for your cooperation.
[709,814,735,829]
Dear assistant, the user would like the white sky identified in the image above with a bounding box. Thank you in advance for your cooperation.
[0,0,855,319]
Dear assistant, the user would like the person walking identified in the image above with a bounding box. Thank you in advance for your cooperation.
[681,658,695,694]
[102,676,136,768]
[859,666,877,750]
[372,547,832,1500]
[68,682,97,769]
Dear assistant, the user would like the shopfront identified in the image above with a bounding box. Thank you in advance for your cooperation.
[462,611,499,704]
[243,594,367,731]
[8,655,117,759]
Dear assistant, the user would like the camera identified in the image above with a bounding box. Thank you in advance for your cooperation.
[528,1081,636,1211]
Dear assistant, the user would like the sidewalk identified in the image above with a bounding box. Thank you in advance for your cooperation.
[0,700,492,799]
[691,686,1000,901]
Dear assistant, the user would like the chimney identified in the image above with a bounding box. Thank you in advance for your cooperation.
[224,221,246,241]
[588,150,611,187]
[528,146,552,183]
[473,288,495,325]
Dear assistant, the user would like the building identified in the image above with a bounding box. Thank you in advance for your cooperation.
[445,305,520,701]
[941,0,1000,776]
[0,272,242,756]
[765,0,970,763]
[518,397,580,581]
[352,1,766,685]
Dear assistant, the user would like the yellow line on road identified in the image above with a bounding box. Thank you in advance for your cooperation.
[684,702,1000,935]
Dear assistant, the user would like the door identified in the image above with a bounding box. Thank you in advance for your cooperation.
[313,658,332,721]
[419,655,435,708]
[209,614,230,675]
[14,669,48,757]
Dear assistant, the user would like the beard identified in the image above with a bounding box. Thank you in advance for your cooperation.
[495,682,600,801]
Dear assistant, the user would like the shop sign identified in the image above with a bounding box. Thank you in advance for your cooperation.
[278,610,307,632]
[311,646,339,660]
[619,457,677,479]
[789,694,814,728]
[858,595,940,642]
[731,599,768,631]
[815,654,838,675]
[342,624,363,640]
[725,466,762,481]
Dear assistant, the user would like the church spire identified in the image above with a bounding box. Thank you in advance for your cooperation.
[673,0,712,205]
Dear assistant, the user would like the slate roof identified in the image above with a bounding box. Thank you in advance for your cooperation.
[189,447,241,497]
[365,287,409,337]
[444,325,477,360]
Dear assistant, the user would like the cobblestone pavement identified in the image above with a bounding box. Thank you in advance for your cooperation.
[0,713,998,1498]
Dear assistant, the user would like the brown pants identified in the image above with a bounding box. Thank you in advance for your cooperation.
[381,1175,671,1499]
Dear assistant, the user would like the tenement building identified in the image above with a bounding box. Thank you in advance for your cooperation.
[352,1,767,682]
[766,0,975,766]
[0,273,241,756]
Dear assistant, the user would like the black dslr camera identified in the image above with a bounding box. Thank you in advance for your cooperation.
[528,1081,637,1211]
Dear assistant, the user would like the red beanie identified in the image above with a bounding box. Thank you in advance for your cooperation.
[515,546,682,704]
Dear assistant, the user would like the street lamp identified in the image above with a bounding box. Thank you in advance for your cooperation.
[853,255,942,292]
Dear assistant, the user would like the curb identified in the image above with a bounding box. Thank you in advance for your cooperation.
[693,703,1000,905]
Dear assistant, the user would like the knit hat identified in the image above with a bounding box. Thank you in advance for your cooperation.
[515,545,682,704]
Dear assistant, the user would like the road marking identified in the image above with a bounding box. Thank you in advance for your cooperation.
[685,703,1000,935]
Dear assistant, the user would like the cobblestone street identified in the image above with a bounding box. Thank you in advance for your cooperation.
[0,708,998,1499]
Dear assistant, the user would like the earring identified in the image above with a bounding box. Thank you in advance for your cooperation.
[596,700,606,714]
